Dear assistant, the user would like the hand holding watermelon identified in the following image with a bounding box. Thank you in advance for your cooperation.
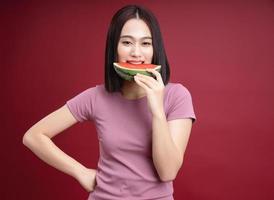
[134,68,165,117]
[114,62,165,116]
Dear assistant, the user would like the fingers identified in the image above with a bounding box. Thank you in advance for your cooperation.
[145,69,164,85]
[134,68,164,90]
[136,73,154,83]
[134,75,150,91]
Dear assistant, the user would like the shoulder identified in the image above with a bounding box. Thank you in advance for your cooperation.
[84,84,115,101]
[93,83,110,96]
[82,83,104,94]
[68,84,103,100]
[96,83,107,91]
[165,82,191,96]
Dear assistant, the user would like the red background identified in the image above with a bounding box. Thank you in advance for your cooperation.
[2,0,274,199]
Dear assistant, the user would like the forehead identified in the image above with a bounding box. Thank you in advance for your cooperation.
[120,19,152,39]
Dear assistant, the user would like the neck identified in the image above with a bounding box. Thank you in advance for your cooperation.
[120,80,146,99]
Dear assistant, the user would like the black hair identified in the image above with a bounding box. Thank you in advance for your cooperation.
[104,4,170,92]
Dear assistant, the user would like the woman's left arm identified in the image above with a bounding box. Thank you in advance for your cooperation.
[134,69,193,182]
[151,112,192,182]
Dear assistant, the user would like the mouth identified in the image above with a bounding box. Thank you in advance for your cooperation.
[126,60,144,64]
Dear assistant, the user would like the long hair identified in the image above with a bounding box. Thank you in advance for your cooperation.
[104,4,170,92]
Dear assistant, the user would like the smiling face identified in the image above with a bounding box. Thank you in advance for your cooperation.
[117,19,153,65]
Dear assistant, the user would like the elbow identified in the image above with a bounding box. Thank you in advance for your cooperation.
[22,132,33,147]
[23,130,50,148]
[159,174,176,182]
[159,160,183,182]
[22,131,41,147]
[159,168,179,182]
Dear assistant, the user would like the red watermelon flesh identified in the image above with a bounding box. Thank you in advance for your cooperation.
[113,62,161,81]
[115,62,159,69]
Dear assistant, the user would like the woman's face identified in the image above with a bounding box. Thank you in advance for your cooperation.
[117,19,153,64]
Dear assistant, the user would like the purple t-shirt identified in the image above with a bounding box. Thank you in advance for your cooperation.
[66,82,196,200]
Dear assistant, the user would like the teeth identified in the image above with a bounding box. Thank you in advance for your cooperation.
[128,61,143,64]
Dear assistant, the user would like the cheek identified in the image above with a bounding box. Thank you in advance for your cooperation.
[144,47,153,59]
[117,44,129,58]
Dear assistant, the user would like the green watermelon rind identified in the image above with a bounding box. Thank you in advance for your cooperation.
[114,67,134,81]
[113,62,161,81]
[113,62,161,72]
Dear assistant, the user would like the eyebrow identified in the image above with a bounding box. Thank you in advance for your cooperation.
[120,35,152,40]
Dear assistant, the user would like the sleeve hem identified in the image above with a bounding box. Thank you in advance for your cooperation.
[66,101,83,123]
[167,115,196,123]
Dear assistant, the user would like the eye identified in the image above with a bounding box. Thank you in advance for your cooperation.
[121,41,131,46]
[142,42,152,46]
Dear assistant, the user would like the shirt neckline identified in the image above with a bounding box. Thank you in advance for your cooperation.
[116,91,147,102]
[111,82,172,102]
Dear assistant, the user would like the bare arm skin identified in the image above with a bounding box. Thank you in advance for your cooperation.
[23,105,96,192]
[151,111,193,182]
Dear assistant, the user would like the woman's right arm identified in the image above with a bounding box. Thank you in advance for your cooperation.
[22,104,97,192]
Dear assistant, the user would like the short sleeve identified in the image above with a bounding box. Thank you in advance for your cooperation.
[66,86,97,122]
[166,84,197,123]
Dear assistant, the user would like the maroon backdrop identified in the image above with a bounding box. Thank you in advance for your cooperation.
[2,0,274,200]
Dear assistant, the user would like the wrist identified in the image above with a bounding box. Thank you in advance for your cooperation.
[73,164,88,181]
[152,109,166,119]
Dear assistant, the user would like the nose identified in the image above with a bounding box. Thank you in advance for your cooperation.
[130,44,142,57]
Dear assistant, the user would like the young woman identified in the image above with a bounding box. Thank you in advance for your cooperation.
[23,4,196,200]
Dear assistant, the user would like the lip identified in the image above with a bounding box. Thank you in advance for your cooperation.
[127,60,144,64]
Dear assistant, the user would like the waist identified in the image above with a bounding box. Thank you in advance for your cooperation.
[89,171,173,200]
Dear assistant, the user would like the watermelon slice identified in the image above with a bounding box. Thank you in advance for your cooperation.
[113,62,161,81]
